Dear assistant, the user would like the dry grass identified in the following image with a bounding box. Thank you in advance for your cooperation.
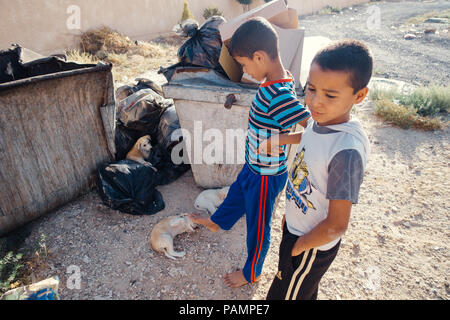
[68,26,182,83]
[65,50,99,64]
[370,85,449,131]
[374,98,445,131]
[407,8,450,24]
[318,5,342,15]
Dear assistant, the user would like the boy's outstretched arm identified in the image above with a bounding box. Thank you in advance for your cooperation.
[257,131,303,156]
[257,115,310,156]
[290,199,352,256]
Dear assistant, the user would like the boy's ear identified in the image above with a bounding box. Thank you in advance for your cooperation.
[354,87,369,104]
[253,50,266,63]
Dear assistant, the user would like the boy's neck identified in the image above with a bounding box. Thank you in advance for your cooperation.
[317,113,352,127]
[264,57,288,82]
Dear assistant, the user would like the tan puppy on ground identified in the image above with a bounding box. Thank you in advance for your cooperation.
[126,135,157,171]
[150,213,197,260]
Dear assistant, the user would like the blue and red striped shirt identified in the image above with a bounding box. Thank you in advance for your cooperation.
[245,76,310,175]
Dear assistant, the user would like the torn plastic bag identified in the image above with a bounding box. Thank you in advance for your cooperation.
[177,16,226,71]
[157,105,183,151]
[115,84,134,102]
[112,78,189,188]
[116,88,172,134]
[97,160,165,216]
[114,85,174,161]
[117,88,171,125]
[115,78,163,102]
[1,276,60,300]
[174,19,200,38]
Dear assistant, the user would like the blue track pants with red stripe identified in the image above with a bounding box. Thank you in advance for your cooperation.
[210,163,288,283]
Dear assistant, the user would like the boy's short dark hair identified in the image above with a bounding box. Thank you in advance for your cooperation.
[312,39,373,93]
[229,17,279,60]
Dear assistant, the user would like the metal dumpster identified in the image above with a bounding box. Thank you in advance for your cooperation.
[162,68,302,189]
[0,45,116,236]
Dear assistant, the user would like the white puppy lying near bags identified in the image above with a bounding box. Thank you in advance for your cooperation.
[194,186,230,215]
[150,213,197,260]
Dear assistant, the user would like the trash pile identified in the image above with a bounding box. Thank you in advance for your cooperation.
[165,0,303,87]
[98,0,306,211]
[160,15,227,82]
[97,15,234,215]
[0,276,60,300]
[160,0,304,89]
[158,0,305,189]
[97,78,190,216]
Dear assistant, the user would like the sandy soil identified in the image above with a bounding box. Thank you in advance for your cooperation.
[21,98,449,300]
[6,0,449,300]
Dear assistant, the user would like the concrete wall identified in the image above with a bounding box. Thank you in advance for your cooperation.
[0,0,369,55]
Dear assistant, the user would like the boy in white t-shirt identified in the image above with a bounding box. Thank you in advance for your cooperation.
[258,39,373,300]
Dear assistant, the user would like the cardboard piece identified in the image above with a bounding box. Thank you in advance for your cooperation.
[300,36,333,86]
[218,40,242,83]
[218,0,305,88]
[218,0,288,42]
[269,8,299,29]
[273,24,305,87]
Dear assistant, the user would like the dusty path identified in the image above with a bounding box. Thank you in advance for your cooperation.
[6,0,449,300]
[302,0,450,86]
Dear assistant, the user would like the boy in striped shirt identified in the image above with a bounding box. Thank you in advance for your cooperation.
[189,17,310,288]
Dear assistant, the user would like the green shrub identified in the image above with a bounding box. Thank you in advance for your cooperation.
[370,84,448,130]
[0,251,24,294]
[203,5,223,20]
[181,1,194,22]
[374,99,444,131]
[319,5,342,15]
[399,86,450,116]
[369,85,403,102]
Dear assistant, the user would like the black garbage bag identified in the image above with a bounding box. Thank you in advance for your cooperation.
[114,122,143,161]
[97,160,165,216]
[1,44,98,84]
[157,105,183,151]
[176,19,200,38]
[115,78,163,102]
[177,16,226,71]
[114,78,171,161]
[149,144,190,186]
[116,88,172,135]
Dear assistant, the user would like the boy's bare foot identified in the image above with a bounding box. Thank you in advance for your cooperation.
[223,270,261,288]
[188,213,220,232]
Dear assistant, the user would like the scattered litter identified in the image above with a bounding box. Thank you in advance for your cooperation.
[0,276,60,300]
[404,33,417,40]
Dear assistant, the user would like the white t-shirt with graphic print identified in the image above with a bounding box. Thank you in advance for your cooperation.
[285,117,370,251]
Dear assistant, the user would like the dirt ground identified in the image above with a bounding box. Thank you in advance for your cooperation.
[7,0,449,300]
[303,0,450,86]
